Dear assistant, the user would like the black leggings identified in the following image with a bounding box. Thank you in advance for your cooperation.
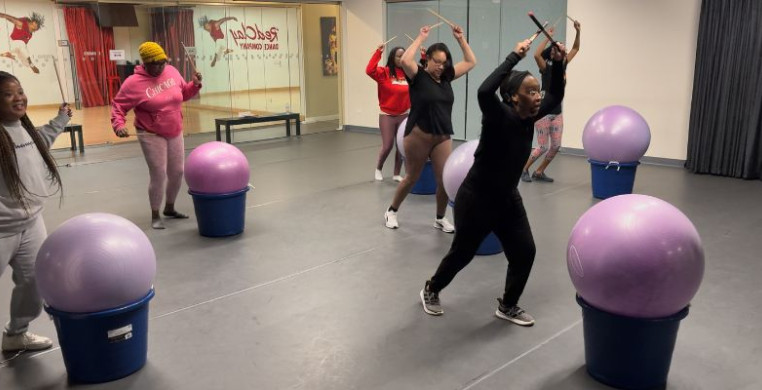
[429,183,536,306]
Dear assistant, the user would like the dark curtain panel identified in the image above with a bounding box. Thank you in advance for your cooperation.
[150,8,196,81]
[685,0,762,179]
[63,7,118,107]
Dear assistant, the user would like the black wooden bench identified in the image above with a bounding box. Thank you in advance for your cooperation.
[63,124,84,154]
[215,113,301,143]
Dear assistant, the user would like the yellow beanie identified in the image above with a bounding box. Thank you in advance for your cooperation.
[138,42,167,64]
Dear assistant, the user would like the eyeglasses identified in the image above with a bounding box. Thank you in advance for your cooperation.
[146,61,167,67]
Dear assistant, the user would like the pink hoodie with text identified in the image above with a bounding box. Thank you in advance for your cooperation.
[111,64,201,138]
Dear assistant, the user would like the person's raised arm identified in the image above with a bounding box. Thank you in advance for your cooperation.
[400,26,430,79]
[478,40,529,115]
[565,20,581,64]
[533,27,553,73]
[0,13,23,29]
[217,17,238,26]
[452,25,476,80]
[366,44,385,80]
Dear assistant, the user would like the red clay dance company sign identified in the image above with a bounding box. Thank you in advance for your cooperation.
[228,23,280,50]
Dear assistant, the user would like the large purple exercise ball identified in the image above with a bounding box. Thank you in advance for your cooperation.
[36,213,157,313]
[443,140,479,202]
[185,141,250,194]
[567,194,704,318]
[582,105,651,162]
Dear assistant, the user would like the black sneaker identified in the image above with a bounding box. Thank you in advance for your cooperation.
[520,171,532,182]
[531,172,554,183]
[420,281,443,316]
[495,298,535,326]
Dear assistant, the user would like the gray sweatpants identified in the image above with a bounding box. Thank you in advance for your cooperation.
[0,216,46,335]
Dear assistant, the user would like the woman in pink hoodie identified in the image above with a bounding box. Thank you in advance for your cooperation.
[111,42,202,229]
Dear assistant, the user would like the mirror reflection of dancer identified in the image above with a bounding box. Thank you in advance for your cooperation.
[198,15,237,67]
[0,12,44,74]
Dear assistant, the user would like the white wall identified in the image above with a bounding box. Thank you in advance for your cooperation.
[341,0,702,160]
[341,0,384,129]
[562,0,701,160]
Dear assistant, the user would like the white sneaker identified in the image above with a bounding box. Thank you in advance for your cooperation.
[384,209,399,229]
[375,169,383,181]
[392,175,404,183]
[2,331,53,352]
[434,217,455,233]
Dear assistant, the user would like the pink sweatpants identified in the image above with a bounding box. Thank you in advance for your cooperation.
[138,131,185,210]
[529,114,563,161]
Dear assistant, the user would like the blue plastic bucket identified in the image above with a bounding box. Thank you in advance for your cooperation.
[577,295,688,390]
[589,160,639,199]
[189,187,249,237]
[411,160,436,195]
[476,232,503,256]
[45,289,155,384]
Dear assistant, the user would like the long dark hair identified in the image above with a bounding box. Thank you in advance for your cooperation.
[0,71,62,213]
[386,46,404,80]
[426,43,455,82]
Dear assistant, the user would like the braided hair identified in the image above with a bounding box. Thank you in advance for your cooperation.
[0,71,62,213]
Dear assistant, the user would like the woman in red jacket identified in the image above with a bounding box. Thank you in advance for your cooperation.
[366,44,409,182]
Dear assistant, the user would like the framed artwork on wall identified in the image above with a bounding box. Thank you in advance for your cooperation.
[320,16,338,76]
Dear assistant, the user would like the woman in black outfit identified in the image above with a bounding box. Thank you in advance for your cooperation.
[384,23,476,233]
[420,38,566,326]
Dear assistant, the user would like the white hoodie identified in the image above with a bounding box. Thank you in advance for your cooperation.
[0,112,70,237]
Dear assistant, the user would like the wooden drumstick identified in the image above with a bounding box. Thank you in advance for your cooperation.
[382,36,397,46]
[51,56,66,103]
[427,8,456,28]
[180,42,199,74]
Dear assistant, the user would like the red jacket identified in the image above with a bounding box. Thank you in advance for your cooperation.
[366,49,410,116]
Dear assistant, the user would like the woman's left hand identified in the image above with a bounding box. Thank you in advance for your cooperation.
[452,24,464,40]
[193,73,203,85]
[59,103,72,118]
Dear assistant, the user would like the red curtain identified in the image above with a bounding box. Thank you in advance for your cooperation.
[150,8,196,80]
[63,7,118,107]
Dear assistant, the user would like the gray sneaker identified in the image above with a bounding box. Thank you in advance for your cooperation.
[420,281,443,316]
[520,171,532,182]
[531,172,554,183]
[495,299,535,326]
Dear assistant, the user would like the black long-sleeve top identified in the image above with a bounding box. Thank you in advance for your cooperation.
[465,52,565,193]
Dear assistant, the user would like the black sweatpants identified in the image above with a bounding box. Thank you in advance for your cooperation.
[428,181,536,306]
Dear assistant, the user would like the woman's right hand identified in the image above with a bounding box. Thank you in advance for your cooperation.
[377,43,385,51]
[115,128,129,138]
[419,26,431,41]
[514,39,531,58]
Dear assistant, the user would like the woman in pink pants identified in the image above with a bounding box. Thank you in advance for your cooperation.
[111,42,202,229]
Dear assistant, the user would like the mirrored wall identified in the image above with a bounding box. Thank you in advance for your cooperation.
[1,0,340,149]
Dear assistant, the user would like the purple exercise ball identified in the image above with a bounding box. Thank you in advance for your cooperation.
[443,140,479,202]
[582,105,651,163]
[36,213,156,313]
[185,141,250,194]
[567,194,704,318]
[396,118,407,159]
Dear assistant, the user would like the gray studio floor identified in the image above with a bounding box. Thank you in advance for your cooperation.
[1,124,761,389]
